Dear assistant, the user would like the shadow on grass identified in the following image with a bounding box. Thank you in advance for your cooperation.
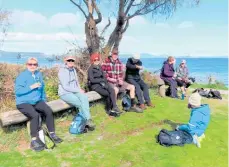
[163,119,182,129]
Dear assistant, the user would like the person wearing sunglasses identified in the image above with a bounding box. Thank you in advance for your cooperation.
[102,48,142,113]
[58,54,95,131]
[88,53,121,117]
[176,60,192,99]
[15,57,63,152]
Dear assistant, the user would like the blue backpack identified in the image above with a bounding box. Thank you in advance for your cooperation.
[122,94,131,111]
[69,113,87,134]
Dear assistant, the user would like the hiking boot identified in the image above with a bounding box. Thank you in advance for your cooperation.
[50,133,63,144]
[129,105,143,113]
[146,102,155,108]
[139,104,147,110]
[193,134,201,148]
[86,119,96,131]
[30,139,45,152]
[109,110,120,117]
[112,107,122,114]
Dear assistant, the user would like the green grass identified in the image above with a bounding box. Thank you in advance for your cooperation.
[191,82,228,90]
[0,90,228,167]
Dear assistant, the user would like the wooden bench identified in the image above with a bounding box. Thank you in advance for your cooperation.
[0,91,102,127]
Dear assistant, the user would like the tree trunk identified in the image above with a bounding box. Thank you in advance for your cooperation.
[85,15,100,55]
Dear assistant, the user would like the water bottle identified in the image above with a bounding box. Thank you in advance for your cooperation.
[181,94,185,100]
[38,129,45,144]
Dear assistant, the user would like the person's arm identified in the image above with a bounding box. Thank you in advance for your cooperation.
[15,74,32,96]
[163,64,174,77]
[39,73,47,101]
[176,67,183,79]
[88,67,104,84]
[118,63,124,82]
[58,68,80,93]
[126,58,137,70]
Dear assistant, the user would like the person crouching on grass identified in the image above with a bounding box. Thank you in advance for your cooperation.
[177,91,210,148]
[15,57,63,152]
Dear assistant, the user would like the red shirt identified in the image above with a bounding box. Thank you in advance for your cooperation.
[102,57,124,85]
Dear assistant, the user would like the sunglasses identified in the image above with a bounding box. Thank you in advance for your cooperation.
[67,59,75,62]
[27,63,38,67]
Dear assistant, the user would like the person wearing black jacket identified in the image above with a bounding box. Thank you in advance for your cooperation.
[88,53,121,116]
[125,54,155,110]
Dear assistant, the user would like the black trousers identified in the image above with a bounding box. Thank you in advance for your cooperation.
[176,79,191,88]
[126,78,150,104]
[17,101,55,138]
[93,84,117,111]
[163,78,178,98]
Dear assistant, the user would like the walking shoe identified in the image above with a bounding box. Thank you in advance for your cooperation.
[50,133,63,144]
[30,139,45,152]
[109,110,120,117]
[129,105,143,113]
[113,107,123,114]
[146,102,155,108]
[193,134,201,148]
[86,119,96,131]
[139,104,147,110]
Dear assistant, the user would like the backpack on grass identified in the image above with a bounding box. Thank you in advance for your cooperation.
[69,113,88,135]
[122,94,131,111]
[157,129,193,147]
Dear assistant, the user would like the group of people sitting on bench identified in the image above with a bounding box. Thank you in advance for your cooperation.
[14,48,209,152]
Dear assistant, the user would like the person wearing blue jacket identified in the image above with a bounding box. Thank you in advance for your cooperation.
[58,54,95,131]
[177,92,210,148]
[15,57,62,152]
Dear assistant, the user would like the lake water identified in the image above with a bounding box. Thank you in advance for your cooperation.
[0,54,228,86]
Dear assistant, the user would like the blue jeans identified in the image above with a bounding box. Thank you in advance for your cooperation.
[60,93,91,120]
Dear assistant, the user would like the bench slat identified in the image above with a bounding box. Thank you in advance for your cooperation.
[0,91,102,127]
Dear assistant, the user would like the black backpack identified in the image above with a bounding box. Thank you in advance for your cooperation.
[157,129,193,147]
[208,89,222,100]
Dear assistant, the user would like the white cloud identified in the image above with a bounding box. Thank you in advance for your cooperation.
[2,32,84,41]
[10,10,82,28]
[49,13,81,28]
[10,10,48,26]
[177,21,194,29]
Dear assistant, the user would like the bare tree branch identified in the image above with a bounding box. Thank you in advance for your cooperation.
[127,0,169,20]
[121,18,129,33]
[125,0,135,15]
[70,0,88,19]
[92,0,102,24]
[100,18,111,36]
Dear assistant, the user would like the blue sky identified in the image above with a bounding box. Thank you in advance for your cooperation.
[0,0,228,56]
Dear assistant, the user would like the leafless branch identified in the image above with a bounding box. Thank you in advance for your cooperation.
[125,0,135,15]
[121,18,129,33]
[92,0,102,24]
[100,18,111,36]
[70,0,88,19]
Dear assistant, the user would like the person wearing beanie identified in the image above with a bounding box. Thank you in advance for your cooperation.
[125,54,155,110]
[177,92,211,148]
[58,53,96,131]
[102,48,142,113]
[176,59,192,99]
[88,53,121,117]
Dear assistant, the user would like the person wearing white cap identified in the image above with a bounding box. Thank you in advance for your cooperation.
[176,59,192,99]
[125,53,155,110]
[177,91,211,148]
[58,53,96,131]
